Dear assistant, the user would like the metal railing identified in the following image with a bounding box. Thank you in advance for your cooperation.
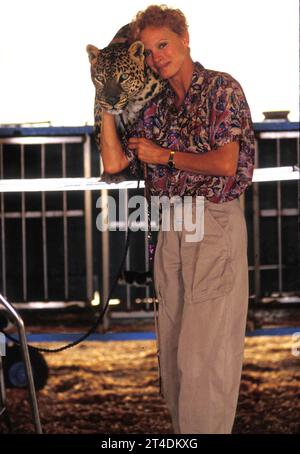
[0,134,93,305]
[0,123,299,314]
[248,128,299,302]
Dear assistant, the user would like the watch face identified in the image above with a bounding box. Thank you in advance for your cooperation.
[168,152,175,168]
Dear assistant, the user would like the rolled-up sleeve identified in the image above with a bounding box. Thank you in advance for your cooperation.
[121,105,156,178]
[208,73,255,193]
[120,132,141,178]
[99,118,142,183]
[209,74,252,150]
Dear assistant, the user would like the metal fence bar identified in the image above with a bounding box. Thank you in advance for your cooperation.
[276,138,283,295]
[98,144,107,320]
[248,264,287,271]
[2,210,84,219]
[0,137,83,145]
[99,144,110,320]
[83,135,93,301]
[260,208,298,217]
[253,139,261,301]
[123,189,131,310]
[62,142,69,301]
[20,144,27,301]
[101,189,110,329]
[41,144,48,300]
[144,196,150,306]
[0,145,6,296]
[297,135,300,271]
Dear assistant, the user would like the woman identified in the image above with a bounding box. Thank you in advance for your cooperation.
[101,5,255,434]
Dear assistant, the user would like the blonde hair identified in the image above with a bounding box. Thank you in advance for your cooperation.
[130,4,188,41]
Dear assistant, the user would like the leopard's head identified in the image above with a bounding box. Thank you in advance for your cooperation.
[87,42,145,114]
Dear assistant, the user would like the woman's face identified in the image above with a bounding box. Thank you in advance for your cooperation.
[139,26,189,80]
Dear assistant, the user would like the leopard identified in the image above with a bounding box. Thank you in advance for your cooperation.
[86,24,166,181]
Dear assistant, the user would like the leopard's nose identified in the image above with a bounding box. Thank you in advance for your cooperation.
[107,95,119,106]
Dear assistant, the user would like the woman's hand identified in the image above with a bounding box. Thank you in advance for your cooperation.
[128,137,239,176]
[128,137,169,165]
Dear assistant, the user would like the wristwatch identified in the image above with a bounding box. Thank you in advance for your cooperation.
[168,150,176,168]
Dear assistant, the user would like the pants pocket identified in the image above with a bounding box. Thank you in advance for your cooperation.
[191,207,234,303]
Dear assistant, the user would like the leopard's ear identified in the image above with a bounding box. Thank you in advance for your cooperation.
[128,41,144,64]
[86,45,100,64]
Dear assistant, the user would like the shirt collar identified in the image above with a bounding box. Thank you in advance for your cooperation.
[163,61,205,111]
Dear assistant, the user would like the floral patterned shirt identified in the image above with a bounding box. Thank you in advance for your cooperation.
[122,62,255,203]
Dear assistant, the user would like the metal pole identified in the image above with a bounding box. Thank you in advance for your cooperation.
[123,189,131,311]
[144,192,150,305]
[0,354,7,413]
[276,138,283,295]
[0,294,42,434]
[253,138,261,302]
[0,144,7,296]
[20,145,27,301]
[62,143,69,300]
[41,145,48,300]
[101,189,110,331]
[83,135,93,302]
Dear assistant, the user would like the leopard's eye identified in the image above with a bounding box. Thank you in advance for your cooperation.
[95,75,105,85]
[119,73,129,83]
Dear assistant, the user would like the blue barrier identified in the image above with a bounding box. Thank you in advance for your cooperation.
[21,326,300,343]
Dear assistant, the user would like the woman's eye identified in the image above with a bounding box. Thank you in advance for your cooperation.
[159,42,167,49]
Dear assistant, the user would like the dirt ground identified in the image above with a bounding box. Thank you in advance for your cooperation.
[0,333,300,434]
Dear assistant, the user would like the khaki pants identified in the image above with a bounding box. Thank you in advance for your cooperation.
[154,198,248,434]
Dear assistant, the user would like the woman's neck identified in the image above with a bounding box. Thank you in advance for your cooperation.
[168,57,194,107]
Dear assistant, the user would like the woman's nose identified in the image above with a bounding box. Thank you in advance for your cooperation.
[152,51,161,64]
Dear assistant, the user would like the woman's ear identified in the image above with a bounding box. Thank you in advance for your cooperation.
[182,31,190,47]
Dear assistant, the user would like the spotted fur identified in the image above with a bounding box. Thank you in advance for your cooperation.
[87,25,166,179]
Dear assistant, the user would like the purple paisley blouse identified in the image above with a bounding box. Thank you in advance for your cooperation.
[122,62,255,203]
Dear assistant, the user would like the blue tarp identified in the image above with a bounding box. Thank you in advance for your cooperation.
[23,326,300,343]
